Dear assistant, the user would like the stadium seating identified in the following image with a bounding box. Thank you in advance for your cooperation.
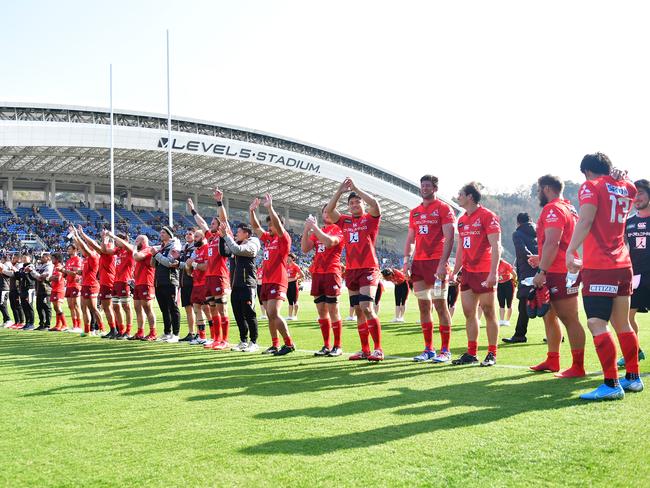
[58,207,84,223]
[38,206,61,222]
[77,207,101,223]
[0,207,13,222]
[14,206,35,220]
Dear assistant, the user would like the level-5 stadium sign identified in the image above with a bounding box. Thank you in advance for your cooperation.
[157,137,321,174]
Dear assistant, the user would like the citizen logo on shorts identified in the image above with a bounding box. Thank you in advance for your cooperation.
[589,284,618,294]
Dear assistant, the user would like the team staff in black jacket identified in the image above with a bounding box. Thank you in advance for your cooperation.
[218,220,261,353]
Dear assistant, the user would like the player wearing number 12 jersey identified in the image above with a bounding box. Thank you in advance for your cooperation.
[403,174,456,363]
[250,193,295,356]
[326,177,383,361]
[451,182,502,367]
[566,153,642,400]
[301,205,345,357]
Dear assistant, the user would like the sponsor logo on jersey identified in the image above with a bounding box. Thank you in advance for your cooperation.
[589,284,618,294]
[567,286,579,295]
[606,183,629,197]
[640,222,647,229]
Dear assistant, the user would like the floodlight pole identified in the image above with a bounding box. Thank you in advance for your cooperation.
[109,63,115,234]
[166,29,173,227]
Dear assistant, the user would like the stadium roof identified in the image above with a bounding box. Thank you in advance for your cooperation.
[0,103,457,231]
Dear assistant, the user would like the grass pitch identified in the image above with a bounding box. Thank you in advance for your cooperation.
[1,291,649,487]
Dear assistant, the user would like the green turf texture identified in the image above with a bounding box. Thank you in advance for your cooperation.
[1,291,649,488]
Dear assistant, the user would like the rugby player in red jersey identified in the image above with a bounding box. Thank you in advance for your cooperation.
[188,191,232,350]
[496,259,516,326]
[451,183,501,367]
[76,228,117,338]
[527,175,586,377]
[286,253,304,321]
[48,253,67,331]
[379,268,409,323]
[61,243,83,332]
[326,177,383,361]
[301,206,345,356]
[566,153,642,400]
[69,226,104,336]
[250,194,296,356]
[130,235,157,341]
[184,229,213,346]
[403,175,456,363]
[103,230,136,339]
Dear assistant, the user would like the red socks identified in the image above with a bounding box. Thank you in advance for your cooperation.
[331,320,342,348]
[488,344,498,356]
[126,324,132,335]
[530,351,559,372]
[283,335,294,347]
[468,340,478,356]
[439,325,451,351]
[358,322,371,354]
[319,318,331,348]
[221,316,230,343]
[421,322,433,350]
[84,322,90,333]
[594,332,618,380]
[198,323,206,340]
[366,317,382,350]
[272,336,281,348]
[618,331,640,375]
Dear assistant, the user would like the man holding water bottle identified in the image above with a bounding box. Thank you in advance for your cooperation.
[528,174,586,377]
[566,153,642,400]
[403,175,456,363]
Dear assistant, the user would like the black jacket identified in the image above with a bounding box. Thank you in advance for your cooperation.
[512,222,538,284]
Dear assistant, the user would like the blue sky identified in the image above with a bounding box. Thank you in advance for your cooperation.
[2,0,649,198]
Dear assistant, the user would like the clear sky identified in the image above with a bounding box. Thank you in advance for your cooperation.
[2,0,648,200]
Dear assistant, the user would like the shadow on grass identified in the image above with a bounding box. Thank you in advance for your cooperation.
[0,329,595,456]
[241,372,592,455]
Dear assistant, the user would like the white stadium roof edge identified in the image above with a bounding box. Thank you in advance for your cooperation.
[0,102,458,233]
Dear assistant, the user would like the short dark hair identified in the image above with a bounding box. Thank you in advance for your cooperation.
[288,252,297,261]
[348,191,362,203]
[516,212,530,224]
[420,175,439,187]
[537,174,563,194]
[186,226,197,233]
[580,152,612,176]
[265,215,285,225]
[67,243,77,250]
[381,268,393,277]
[635,179,650,195]
[460,182,482,203]
[236,222,252,235]
[52,252,63,263]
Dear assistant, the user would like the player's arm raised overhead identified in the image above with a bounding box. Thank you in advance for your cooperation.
[263,193,284,235]
[213,188,229,224]
[347,177,381,217]
[187,197,210,233]
[72,225,93,258]
[249,197,265,238]
[100,230,117,255]
[77,225,102,253]
[325,179,348,224]
[106,230,134,253]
